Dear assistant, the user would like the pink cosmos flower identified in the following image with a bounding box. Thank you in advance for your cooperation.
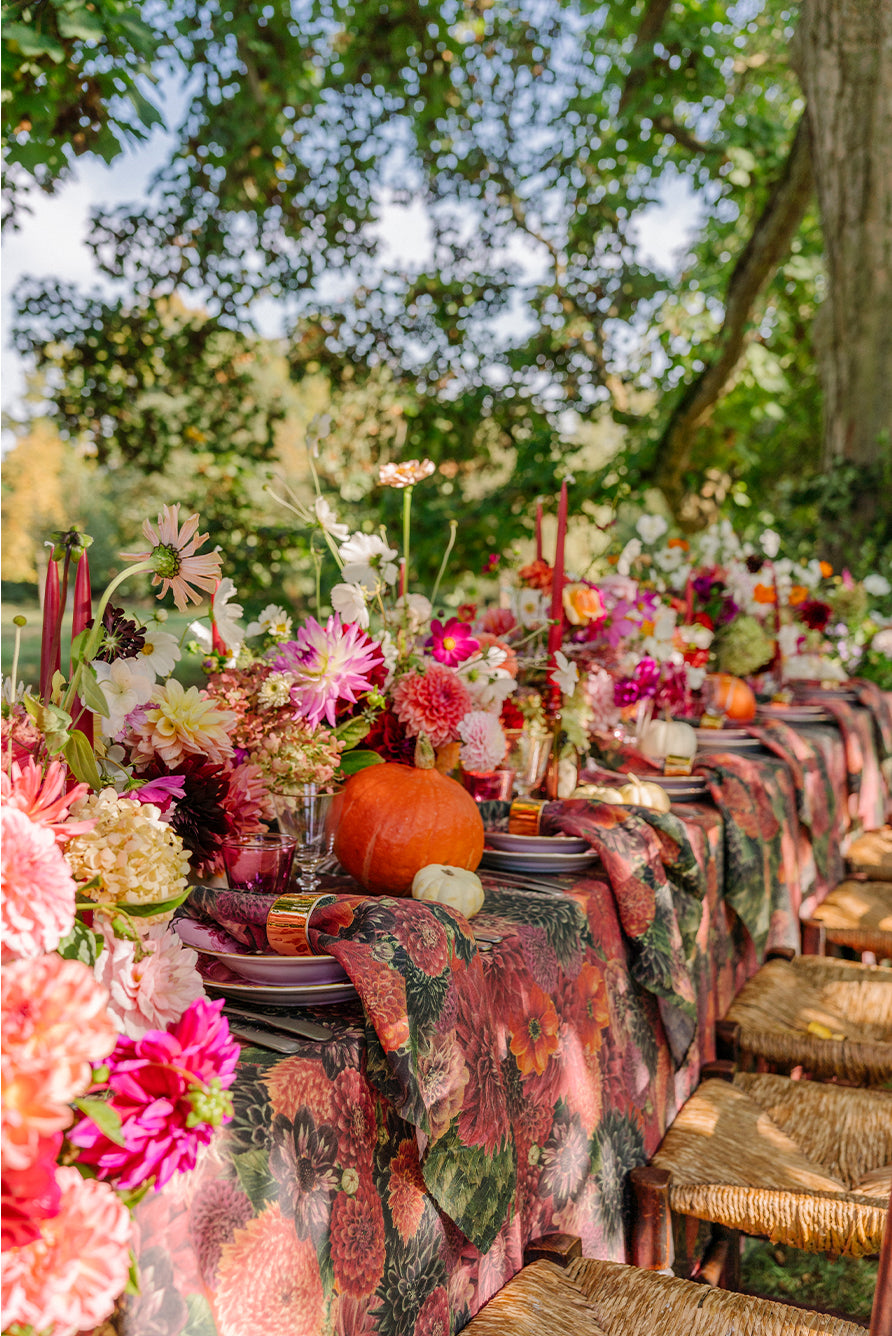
[391,663,472,748]
[1,759,92,842]
[1,1131,63,1250]
[131,774,187,812]
[426,618,480,667]
[1,1166,131,1336]
[68,997,239,1190]
[270,616,383,728]
[1,955,116,1171]
[122,503,222,610]
[93,920,205,1039]
[1,805,77,960]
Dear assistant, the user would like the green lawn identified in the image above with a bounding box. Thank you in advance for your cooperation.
[1,601,208,693]
[741,1239,877,1324]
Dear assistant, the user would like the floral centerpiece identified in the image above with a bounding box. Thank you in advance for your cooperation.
[1,507,243,1336]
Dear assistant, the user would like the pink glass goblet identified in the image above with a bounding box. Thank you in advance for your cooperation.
[221,833,297,895]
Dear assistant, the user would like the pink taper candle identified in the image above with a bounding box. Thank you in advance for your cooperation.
[70,550,94,746]
[39,554,61,701]
[535,499,543,562]
[547,481,568,663]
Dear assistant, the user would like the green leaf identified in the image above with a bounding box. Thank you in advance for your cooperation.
[77,662,110,717]
[118,885,193,917]
[63,729,103,788]
[233,1147,276,1211]
[56,8,108,41]
[73,1097,126,1147]
[3,22,66,59]
[56,918,102,966]
[338,748,385,775]
[332,714,374,749]
[184,1293,219,1336]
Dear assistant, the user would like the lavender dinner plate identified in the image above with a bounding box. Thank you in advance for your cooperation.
[485,831,589,855]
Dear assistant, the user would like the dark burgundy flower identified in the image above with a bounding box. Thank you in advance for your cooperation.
[150,756,230,871]
[745,554,765,574]
[614,676,640,707]
[362,706,416,763]
[798,599,833,631]
[89,604,147,662]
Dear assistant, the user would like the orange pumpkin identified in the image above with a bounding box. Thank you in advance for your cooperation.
[333,746,485,896]
[707,672,757,723]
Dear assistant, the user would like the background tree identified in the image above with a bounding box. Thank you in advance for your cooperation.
[5,0,890,594]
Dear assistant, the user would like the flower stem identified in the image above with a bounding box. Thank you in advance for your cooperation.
[430,520,458,608]
[402,486,413,594]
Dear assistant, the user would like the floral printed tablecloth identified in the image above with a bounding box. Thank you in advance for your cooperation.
[122,715,885,1336]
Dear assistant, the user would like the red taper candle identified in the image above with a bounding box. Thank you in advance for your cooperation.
[39,553,61,701]
[70,550,94,746]
[546,481,568,663]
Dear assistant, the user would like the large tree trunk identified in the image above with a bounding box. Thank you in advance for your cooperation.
[794,1,892,482]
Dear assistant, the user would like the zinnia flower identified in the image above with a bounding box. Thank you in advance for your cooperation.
[392,663,472,747]
[93,919,204,1039]
[518,559,554,592]
[66,788,191,914]
[426,617,480,667]
[122,504,222,610]
[2,955,116,1170]
[68,997,239,1190]
[377,458,436,488]
[127,679,236,769]
[1,806,77,960]
[270,616,384,728]
[0,1167,132,1336]
[458,711,508,772]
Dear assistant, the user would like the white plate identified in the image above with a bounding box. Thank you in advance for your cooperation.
[757,706,833,724]
[651,776,710,800]
[485,831,590,855]
[480,847,600,874]
[202,976,358,1005]
[695,737,765,752]
[695,727,754,741]
[174,919,348,984]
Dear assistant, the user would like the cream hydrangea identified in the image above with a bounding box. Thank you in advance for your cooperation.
[65,789,191,916]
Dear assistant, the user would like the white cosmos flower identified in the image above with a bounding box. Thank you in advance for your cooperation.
[136,629,181,678]
[653,545,686,573]
[314,496,350,542]
[212,578,244,649]
[188,621,212,651]
[376,629,398,684]
[549,651,579,697]
[93,658,155,737]
[864,574,892,597]
[515,587,546,628]
[760,529,781,559]
[340,533,400,590]
[330,582,370,629]
[680,621,713,650]
[636,514,668,545]
[616,538,642,576]
[245,604,293,639]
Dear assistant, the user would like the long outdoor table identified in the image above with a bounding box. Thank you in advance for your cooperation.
[120,702,889,1336]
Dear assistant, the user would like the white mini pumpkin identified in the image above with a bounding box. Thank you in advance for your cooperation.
[617,774,672,812]
[640,718,697,763]
[572,783,625,804]
[411,864,485,918]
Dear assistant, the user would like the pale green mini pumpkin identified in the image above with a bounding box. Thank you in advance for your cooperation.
[411,864,485,918]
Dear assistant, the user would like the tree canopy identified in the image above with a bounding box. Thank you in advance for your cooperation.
[4,0,890,594]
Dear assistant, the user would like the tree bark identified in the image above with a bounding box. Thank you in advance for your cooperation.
[794,0,892,473]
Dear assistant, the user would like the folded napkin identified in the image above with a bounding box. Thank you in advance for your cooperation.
[182,885,515,1251]
[851,680,892,759]
[537,798,704,1065]
[791,693,886,828]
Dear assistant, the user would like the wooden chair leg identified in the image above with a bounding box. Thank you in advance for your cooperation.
[523,1233,582,1268]
[715,1020,741,1064]
[802,918,827,956]
[630,1166,674,1271]
[695,1224,740,1289]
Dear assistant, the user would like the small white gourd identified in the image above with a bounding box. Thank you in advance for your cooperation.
[572,783,625,804]
[617,774,672,812]
[411,865,485,918]
[639,718,698,763]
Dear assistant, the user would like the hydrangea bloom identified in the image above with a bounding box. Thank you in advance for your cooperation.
[93,920,204,1039]
[1,806,77,960]
[392,664,472,747]
[0,1167,131,1336]
[2,955,116,1170]
[68,997,239,1190]
[457,711,508,773]
[65,788,191,913]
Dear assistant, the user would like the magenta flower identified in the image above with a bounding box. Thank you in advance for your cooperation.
[269,616,383,727]
[426,618,480,667]
[68,998,239,1191]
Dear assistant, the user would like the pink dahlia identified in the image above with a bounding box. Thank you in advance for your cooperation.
[457,710,508,773]
[1,1166,131,1336]
[215,1203,323,1336]
[391,663,472,747]
[1,1131,63,1250]
[270,615,384,728]
[481,606,517,637]
[1,759,92,842]
[68,997,239,1190]
[1,805,76,960]
[426,617,479,667]
[93,919,205,1039]
[1,955,116,1170]
[121,503,222,610]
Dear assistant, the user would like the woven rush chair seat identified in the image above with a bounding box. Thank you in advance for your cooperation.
[806,880,892,958]
[846,827,892,881]
[650,1072,891,1258]
[720,955,892,1083]
[462,1257,867,1335]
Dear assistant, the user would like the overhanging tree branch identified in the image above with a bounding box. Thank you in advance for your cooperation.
[646,113,815,513]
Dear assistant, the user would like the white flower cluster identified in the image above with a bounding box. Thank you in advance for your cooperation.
[65,789,191,916]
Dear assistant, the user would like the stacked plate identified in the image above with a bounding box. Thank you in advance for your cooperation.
[481,831,600,873]
[175,919,357,1005]
[695,726,766,756]
[756,704,834,725]
[649,774,710,803]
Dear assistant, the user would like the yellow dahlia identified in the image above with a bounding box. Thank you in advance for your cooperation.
[128,680,236,770]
